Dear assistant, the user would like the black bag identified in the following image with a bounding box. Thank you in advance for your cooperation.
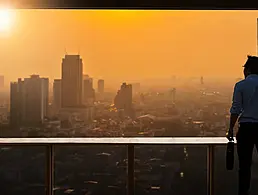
[226,141,234,170]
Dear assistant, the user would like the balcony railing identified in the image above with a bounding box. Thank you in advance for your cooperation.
[0,137,231,195]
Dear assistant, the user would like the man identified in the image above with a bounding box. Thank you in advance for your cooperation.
[227,55,258,195]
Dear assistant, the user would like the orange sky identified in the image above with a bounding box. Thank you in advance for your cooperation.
[0,10,258,84]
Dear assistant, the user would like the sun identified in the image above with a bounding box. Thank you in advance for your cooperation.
[0,8,13,32]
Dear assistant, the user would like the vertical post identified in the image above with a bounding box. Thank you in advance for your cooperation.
[46,144,54,195]
[207,144,214,195]
[257,18,258,55]
[127,144,135,195]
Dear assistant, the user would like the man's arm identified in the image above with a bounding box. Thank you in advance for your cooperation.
[227,83,242,139]
[229,114,239,130]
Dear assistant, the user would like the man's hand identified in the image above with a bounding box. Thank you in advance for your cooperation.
[226,128,234,141]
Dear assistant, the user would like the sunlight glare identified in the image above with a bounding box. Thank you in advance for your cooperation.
[0,8,13,32]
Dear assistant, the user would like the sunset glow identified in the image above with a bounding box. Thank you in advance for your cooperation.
[0,8,13,32]
[0,10,258,82]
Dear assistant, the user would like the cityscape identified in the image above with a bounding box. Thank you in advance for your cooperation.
[0,54,239,138]
[0,9,258,195]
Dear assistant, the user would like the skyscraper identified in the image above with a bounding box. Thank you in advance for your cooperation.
[53,79,62,114]
[170,88,176,103]
[114,83,133,117]
[200,76,204,85]
[10,79,23,127]
[10,75,49,127]
[132,83,140,94]
[97,79,104,94]
[61,55,83,108]
[83,75,95,105]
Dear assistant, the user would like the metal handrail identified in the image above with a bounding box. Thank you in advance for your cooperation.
[0,137,232,144]
[0,137,232,195]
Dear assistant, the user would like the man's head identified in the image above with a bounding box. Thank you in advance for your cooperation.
[243,55,258,77]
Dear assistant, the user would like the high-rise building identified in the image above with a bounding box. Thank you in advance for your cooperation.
[114,83,133,117]
[53,79,62,114]
[61,55,83,108]
[83,74,92,81]
[97,79,104,94]
[10,75,49,127]
[0,75,4,88]
[83,75,95,105]
[171,75,176,82]
[132,83,140,94]
[200,76,204,85]
[10,80,23,127]
[170,88,176,103]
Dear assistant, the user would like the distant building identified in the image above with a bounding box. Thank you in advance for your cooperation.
[97,79,104,94]
[140,93,145,104]
[61,55,83,108]
[170,88,176,103]
[10,75,49,127]
[0,75,4,88]
[59,106,95,127]
[114,83,134,117]
[53,79,62,114]
[10,81,21,127]
[132,83,140,94]
[83,74,92,81]
[200,76,204,85]
[83,75,95,105]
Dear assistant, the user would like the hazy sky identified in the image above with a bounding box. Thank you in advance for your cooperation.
[0,10,258,84]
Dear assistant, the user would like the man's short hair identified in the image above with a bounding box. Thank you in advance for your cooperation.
[243,55,258,74]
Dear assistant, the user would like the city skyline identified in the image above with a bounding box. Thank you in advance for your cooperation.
[0,10,258,84]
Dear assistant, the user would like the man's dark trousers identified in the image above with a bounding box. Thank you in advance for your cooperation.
[237,123,258,195]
